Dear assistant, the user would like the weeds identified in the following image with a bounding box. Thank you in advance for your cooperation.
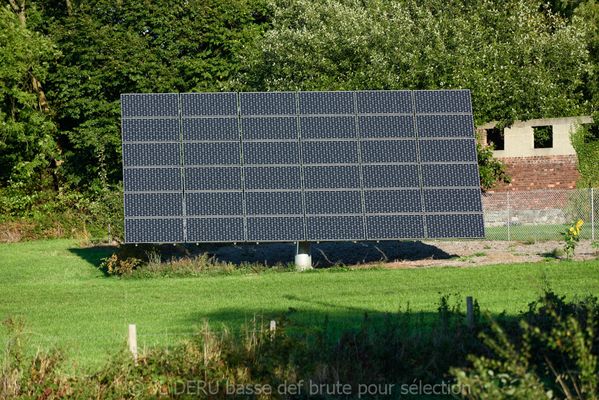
[100,253,142,276]
[1,318,67,399]
[544,247,566,259]
[100,247,295,278]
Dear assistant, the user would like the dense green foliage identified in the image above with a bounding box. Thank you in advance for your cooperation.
[572,123,599,187]
[0,0,597,238]
[237,0,592,125]
[477,142,511,191]
[454,291,599,399]
[0,7,58,190]
[41,0,269,192]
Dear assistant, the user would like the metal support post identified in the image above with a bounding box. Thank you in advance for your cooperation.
[507,191,511,241]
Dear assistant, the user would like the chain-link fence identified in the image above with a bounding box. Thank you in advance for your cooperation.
[482,188,597,241]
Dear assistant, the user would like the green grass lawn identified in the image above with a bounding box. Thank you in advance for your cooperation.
[1,239,598,371]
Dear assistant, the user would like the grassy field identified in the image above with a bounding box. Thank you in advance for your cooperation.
[1,239,598,371]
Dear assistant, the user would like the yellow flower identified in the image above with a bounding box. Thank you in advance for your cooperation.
[576,219,584,229]
[569,227,576,234]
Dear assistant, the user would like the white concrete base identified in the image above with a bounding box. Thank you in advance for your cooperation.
[295,253,312,271]
[295,241,312,271]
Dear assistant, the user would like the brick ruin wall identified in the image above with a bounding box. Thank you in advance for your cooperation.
[482,155,583,226]
[491,155,580,192]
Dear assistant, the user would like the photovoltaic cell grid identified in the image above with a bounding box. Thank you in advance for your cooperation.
[121,90,484,243]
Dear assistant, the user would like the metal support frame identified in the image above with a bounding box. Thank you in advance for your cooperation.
[295,241,312,270]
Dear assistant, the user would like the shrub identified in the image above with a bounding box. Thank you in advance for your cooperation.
[0,186,124,243]
[453,291,599,399]
[100,253,142,276]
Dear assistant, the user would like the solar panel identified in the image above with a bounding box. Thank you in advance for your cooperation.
[302,141,359,164]
[362,165,420,188]
[303,165,361,189]
[417,114,474,138]
[366,215,425,239]
[122,118,180,142]
[124,193,183,217]
[246,191,303,215]
[241,117,298,140]
[122,143,180,167]
[121,90,484,243]
[121,93,179,118]
[125,219,184,243]
[300,116,356,139]
[306,216,365,241]
[121,93,184,243]
[299,91,354,115]
[236,92,305,242]
[361,140,418,163]
[187,217,244,242]
[358,115,415,138]
[305,190,362,215]
[244,166,301,190]
[419,139,477,163]
[243,142,300,165]
[182,117,239,141]
[364,189,422,213]
[414,90,482,239]
[247,217,305,241]
[181,92,237,116]
[356,90,412,114]
[186,192,243,216]
[185,167,242,191]
[240,92,296,116]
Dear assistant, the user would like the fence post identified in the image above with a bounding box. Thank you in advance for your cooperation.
[592,188,595,241]
[128,324,138,364]
[466,296,474,329]
[507,191,511,241]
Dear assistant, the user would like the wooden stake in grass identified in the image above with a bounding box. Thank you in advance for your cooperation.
[128,324,138,364]
[466,297,474,329]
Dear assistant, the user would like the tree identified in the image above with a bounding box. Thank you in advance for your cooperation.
[35,0,269,191]
[237,0,591,125]
[477,143,511,191]
[0,6,59,191]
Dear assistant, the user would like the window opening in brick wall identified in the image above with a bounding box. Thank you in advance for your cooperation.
[486,127,505,150]
[533,125,553,148]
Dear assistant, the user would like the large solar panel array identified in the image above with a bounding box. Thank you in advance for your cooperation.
[121,90,484,243]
